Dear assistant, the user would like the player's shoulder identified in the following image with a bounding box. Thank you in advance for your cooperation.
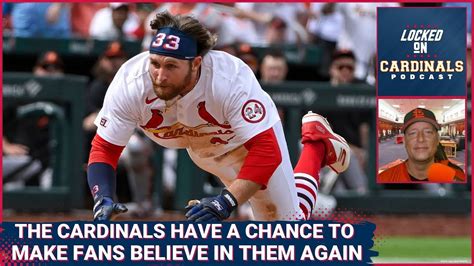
[204,50,247,78]
[206,50,242,63]
[120,51,149,76]
[116,51,150,86]
[204,50,256,92]
[106,51,150,99]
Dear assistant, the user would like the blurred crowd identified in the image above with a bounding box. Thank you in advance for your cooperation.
[3,2,471,83]
[3,2,472,217]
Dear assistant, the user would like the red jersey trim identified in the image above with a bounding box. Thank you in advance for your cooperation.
[237,127,282,189]
[88,134,125,170]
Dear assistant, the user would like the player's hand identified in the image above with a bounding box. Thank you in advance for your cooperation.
[185,189,238,222]
[93,196,128,221]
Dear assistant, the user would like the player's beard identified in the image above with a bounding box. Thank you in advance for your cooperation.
[151,63,193,101]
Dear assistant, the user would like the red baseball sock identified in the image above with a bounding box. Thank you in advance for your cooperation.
[294,141,326,220]
[294,141,326,179]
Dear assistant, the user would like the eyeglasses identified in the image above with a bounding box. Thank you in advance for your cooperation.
[337,64,354,71]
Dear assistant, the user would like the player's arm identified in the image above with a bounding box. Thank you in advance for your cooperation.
[185,128,282,221]
[231,127,282,200]
[226,179,261,206]
[85,62,140,221]
[87,134,128,221]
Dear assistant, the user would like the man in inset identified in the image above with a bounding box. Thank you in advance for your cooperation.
[87,11,350,221]
[378,108,465,183]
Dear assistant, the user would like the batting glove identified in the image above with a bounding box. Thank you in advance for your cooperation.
[93,196,128,221]
[185,189,238,222]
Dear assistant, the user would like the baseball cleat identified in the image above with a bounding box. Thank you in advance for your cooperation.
[301,111,350,174]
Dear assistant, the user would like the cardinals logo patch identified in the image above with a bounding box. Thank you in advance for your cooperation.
[242,100,266,123]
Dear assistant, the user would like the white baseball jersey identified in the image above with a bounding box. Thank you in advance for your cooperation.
[95,50,303,220]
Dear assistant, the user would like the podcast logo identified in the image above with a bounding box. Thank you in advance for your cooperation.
[377,7,466,96]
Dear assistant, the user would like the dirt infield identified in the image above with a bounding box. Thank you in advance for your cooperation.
[2,210,471,237]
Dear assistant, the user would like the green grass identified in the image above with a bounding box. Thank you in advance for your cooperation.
[373,236,471,263]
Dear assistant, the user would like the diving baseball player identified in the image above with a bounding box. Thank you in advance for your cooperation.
[88,11,350,221]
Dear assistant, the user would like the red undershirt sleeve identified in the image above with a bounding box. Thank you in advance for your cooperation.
[237,127,282,189]
[88,134,125,169]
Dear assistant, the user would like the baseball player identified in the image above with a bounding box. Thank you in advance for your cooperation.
[88,11,350,221]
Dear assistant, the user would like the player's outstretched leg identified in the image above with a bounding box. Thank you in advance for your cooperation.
[294,111,350,219]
